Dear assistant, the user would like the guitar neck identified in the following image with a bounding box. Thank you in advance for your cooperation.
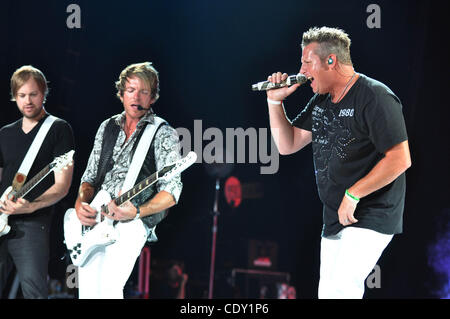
[114,171,159,206]
[16,164,53,198]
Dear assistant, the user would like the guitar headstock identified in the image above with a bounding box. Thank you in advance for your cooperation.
[50,150,75,172]
[159,151,197,182]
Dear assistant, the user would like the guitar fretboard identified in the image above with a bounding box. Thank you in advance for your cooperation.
[101,163,175,213]
[16,164,52,198]
[115,173,158,206]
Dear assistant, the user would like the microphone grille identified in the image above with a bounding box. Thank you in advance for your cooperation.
[295,74,308,84]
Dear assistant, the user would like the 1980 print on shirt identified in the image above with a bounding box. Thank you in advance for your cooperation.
[311,102,356,188]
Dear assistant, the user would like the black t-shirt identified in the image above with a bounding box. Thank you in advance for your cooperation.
[0,114,75,224]
[292,74,408,237]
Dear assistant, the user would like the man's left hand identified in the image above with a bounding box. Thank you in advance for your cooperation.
[0,198,33,215]
[102,200,137,221]
[337,195,359,226]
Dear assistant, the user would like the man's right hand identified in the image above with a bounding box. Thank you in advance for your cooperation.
[266,72,301,102]
[75,201,98,226]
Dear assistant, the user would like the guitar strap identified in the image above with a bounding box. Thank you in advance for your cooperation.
[94,114,166,239]
[13,115,56,191]
[95,115,166,195]
[121,116,166,195]
[122,116,165,241]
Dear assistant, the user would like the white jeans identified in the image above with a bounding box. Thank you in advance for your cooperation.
[78,219,149,299]
[318,227,393,299]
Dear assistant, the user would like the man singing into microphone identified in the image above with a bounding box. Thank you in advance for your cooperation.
[265,26,411,298]
[73,62,182,298]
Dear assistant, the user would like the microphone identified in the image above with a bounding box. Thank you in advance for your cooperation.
[252,74,308,91]
[136,105,151,111]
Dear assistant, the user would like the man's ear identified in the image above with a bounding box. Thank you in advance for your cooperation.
[327,54,337,69]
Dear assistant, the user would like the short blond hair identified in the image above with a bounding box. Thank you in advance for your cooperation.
[10,65,49,101]
[115,62,160,102]
[302,26,352,65]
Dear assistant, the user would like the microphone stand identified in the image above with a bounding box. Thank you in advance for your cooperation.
[208,178,220,299]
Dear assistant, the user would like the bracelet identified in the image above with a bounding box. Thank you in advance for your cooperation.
[267,98,282,105]
[133,206,141,220]
[345,189,360,205]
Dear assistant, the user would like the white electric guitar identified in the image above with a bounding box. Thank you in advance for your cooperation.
[0,150,75,237]
[63,151,197,267]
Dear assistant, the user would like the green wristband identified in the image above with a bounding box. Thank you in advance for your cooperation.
[345,189,360,202]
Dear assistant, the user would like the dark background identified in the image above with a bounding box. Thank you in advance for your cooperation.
[0,0,448,299]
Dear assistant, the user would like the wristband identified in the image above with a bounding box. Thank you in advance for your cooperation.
[267,98,282,105]
[133,206,141,220]
[345,189,360,205]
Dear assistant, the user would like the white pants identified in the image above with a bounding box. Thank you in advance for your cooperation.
[78,219,149,299]
[318,227,393,299]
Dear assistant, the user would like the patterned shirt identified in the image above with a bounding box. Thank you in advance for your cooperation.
[81,110,182,206]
